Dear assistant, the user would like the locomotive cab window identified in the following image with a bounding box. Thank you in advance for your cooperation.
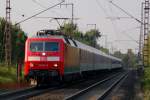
[30,42,43,52]
[45,42,59,51]
[30,41,59,52]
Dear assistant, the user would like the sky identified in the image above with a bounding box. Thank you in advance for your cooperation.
[0,0,143,53]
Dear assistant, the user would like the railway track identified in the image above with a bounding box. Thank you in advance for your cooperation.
[0,77,95,100]
[0,70,125,100]
[0,86,58,100]
[0,76,98,100]
[28,71,124,100]
[65,71,128,100]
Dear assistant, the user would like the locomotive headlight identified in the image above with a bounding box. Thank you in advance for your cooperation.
[54,64,58,67]
[42,52,46,56]
[30,63,34,67]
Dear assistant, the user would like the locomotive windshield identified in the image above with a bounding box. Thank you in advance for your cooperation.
[30,42,59,52]
[45,42,59,51]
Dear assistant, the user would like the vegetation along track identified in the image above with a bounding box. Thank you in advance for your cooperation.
[65,71,128,100]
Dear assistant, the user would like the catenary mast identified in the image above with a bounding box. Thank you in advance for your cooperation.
[4,0,11,65]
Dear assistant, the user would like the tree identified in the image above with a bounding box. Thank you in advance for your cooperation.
[59,23,103,48]
[122,49,137,68]
[14,31,27,62]
[58,22,85,42]
[58,23,110,53]
[0,18,6,62]
[0,17,27,64]
[99,46,109,54]
[58,23,78,37]
[84,29,101,47]
[113,51,125,59]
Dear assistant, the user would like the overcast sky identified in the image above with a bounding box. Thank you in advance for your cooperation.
[0,0,143,53]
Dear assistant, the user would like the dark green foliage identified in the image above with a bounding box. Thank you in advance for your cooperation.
[84,29,101,47]
[0,18,6,62]
[0,17,27,64]
[59,23,78,37]
[113,50,138,68]
[113,51,125,59]
[59,22,101,48]
[13,30,27,63]
[122,50,137,68]
[143,68,150,89]
[99,46,109,54]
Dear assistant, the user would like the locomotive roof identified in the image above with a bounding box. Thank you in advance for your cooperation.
[31,35,65,39]
[29,35,122,62]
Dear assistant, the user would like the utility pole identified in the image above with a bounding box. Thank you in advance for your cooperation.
[139,2,144,65]
[102,35,108,48]
[59,3,74,35]
[143,0,150,67]
[4,0,11,65]
[51,17,71,28]
[109,1,148,67]
[60,3,74,25]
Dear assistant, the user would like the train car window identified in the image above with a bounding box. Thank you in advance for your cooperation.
[45,42,59,51]
[30,42,43,52]
[112,60,119,64]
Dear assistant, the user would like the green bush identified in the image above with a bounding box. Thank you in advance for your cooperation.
[0,64,17,84]
[142,68,150,100]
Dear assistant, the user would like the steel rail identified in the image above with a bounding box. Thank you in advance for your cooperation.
[65,72,123,100]
[97,72,129,100]
[10,87,57,100]
[0,86,58,100]
[0,71,125,100]
[0,87,35,98]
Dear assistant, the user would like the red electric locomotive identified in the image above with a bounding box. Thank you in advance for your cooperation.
[24,30,122,85]
[24,30,80,85]
[24,30,64,85]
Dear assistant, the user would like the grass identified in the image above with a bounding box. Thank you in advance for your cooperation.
[0,63,24,84]
[142,67,150,100]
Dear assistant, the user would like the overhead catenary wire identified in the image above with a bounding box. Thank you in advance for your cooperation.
[121,26,140,43]
[107,1,120,40]
[106,17,134,20]
[32,0,62,17]
[15,0,65,25]
[95,0,140,39]
[106,0,140,45]
[95,0,120,35]
[121,33,139,44]
[109,0,143,24]
[115,40,139,42]
[34,17,79,28]
[95,0,110,17]
[32,0,46,8]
